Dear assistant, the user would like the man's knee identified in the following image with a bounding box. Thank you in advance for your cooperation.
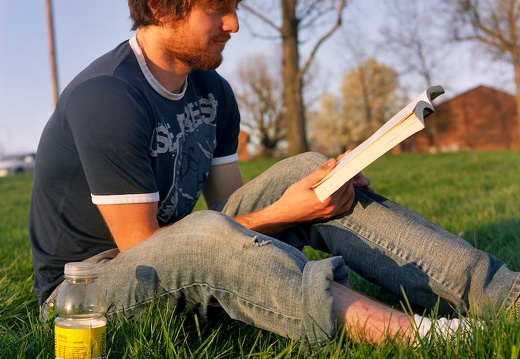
[289,152,328,170]
[272,152,328,183]
[181,210,236,231]
[167,210,254,247]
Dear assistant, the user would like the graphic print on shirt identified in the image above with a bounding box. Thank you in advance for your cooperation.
[151,93,219,225]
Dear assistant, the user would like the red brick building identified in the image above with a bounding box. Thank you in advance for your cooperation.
[237,130,250,161]
[401,85,519,153]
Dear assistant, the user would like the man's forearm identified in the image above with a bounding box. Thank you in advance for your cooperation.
[232,203,301,236]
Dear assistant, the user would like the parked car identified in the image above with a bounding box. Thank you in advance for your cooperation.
[0,152,36,177]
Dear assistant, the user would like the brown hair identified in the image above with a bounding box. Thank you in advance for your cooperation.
[128,0,240,30]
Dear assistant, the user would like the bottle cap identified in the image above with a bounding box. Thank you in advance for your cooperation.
[64,262,98,278]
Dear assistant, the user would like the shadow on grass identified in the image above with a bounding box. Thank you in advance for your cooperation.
[465,216,520,271]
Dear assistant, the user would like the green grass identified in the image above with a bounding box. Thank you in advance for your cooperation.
[1,151,519,358]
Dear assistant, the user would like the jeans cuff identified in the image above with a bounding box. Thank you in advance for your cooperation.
[301,256,348,346]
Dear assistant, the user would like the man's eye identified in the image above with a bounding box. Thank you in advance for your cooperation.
[207,1,240,12]
[207,3,224,11]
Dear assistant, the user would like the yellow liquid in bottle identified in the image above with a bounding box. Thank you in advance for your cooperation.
[54,318,106,359]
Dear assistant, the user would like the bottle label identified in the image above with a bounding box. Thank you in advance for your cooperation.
[54,325,106,359]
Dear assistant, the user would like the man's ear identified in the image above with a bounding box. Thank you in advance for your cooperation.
[146,0,169,25]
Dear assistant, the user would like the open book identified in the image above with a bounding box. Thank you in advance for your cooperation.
[313,85,445,202]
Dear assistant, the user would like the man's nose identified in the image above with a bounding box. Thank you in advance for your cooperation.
[222,9,239,33]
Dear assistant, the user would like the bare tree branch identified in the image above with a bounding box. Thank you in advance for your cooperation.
[238,0,348,155]
[446,0,520,146]
[299,0,346,81]
[241,3,282,32]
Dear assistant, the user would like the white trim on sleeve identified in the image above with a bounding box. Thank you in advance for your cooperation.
[211,153,239,166]
[91,192,160,205]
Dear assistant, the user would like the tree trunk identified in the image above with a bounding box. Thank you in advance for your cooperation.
[46,0,59,104]
[281,0,308,155]
[515,59,520,148]
[511,61,520,148]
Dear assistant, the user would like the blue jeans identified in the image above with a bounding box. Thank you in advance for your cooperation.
[43,152,520,346]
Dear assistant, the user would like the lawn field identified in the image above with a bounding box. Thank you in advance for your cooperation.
[1,151,519,358]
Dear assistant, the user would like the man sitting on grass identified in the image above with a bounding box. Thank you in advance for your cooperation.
[29,0,519,347]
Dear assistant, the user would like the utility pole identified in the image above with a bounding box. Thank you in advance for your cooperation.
[45,0,59,104]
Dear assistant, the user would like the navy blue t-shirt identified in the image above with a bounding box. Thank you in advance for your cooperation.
[29,35,240,304]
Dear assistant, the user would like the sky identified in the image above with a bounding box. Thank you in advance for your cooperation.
[0,0,512,155]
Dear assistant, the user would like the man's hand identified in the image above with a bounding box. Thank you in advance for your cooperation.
[276,158,356,222]
[336,150,375,193]
[352,172,375,193]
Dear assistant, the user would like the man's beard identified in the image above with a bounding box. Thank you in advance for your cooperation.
[175,50,223,70]
[165,38,226,71]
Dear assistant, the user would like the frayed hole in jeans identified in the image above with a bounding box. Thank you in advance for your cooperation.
[244,235,271,248]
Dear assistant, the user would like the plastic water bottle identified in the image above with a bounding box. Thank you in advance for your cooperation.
[54,262,107,359]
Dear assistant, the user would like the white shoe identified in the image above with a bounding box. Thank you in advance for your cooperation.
[413,314,476,344]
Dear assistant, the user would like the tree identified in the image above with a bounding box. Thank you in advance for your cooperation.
[380,0,447,91]
[379,0,451,150]
[341,59,403,146]
[241,0,347,156]
[307,93,343,154]
[234,54,285,157]
[309,59,404,153]
[446,0,520,146]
